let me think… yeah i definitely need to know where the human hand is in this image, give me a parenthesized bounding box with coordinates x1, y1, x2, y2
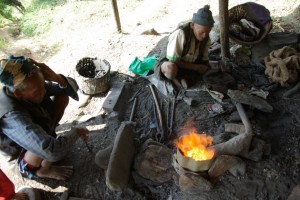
(208, 60, 229, 73)
(195, 64, 208, 74)
(29, 58, 60, 82)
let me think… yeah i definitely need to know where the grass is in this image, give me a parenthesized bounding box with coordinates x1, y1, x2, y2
(20, 9, 53, 36)
(2, 0, 299, 60)
(19, 0, 65, 37)
(19, 0, 115, 37)
(0, 36, 7, 50)
(271, 2, 300, 33)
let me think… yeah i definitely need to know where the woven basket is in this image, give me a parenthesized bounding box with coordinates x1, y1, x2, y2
(228, 2, 273, 45)
(74, 57, 111, 95)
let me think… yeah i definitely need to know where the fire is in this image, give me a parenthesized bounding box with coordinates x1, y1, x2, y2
(174, 130, 215, 161)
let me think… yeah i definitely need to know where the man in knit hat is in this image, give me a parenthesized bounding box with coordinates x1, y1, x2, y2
(0, 55, 88, 181)
(156, 5, 215, 89)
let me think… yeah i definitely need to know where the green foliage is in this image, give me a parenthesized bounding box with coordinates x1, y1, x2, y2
(21, 11, 52, 36)
(0, 2, 18, 22)
(0, 36, 7, 50)
(26, 0, 67, 11)
(7, 26, 21, 37)
(18, 0, 68, 36)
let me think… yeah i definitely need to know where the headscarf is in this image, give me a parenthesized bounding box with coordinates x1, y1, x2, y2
(0, 55, 33, 88)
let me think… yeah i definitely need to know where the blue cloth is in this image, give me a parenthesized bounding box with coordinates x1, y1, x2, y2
(0, 56, 33, 88)
(18, 155, 38, 179)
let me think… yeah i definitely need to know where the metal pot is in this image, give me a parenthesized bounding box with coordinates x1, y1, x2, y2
(176, 148, 215, 172)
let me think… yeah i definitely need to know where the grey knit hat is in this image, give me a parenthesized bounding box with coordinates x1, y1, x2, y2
(192, 5, 214, 27)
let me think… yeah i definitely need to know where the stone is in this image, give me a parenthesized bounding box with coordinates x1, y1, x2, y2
(179, 174, 213, 194)
(106, 122, 136, 191)
(228, 157, 246, 176)
(224, 123, 245, 134)
(287, 185, 300, 200)
(209, 132, 253, 156)
(208, 155, 240, 178)
(227, 89, 273, 113)
(102, 81, 125, 113)
(134, 142, 174, 183)
(95, 145, 113, 170)
(239, 137, 267, 161)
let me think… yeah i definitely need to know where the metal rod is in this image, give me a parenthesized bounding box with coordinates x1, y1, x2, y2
(129, 97, 137, 122)
(149, 84, 163, 131)
(235, 102, 252, 135)
(84, 141, 92, 153)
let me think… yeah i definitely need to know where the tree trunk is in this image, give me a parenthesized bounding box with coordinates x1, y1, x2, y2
(111, 0, 121, 33)
(219, 0, 230, 60)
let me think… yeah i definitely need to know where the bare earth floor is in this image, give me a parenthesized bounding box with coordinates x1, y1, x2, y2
(0, 0, 300, 199)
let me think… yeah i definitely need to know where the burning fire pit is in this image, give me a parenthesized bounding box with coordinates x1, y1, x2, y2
(174, 132, 215, 172)
(176, 149, 214, 172)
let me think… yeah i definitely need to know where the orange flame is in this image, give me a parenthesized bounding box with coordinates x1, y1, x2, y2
(174, 129, 215, 161)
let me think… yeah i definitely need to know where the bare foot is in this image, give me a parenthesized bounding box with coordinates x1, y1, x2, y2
(180, 78, 188, 90)
(208, 60, 229, 73)
(172, 78, 183, 91)
(35, 165, 73, 180)
(11, 192, 29, 200)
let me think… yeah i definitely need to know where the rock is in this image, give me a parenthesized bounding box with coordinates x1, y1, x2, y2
(228, 109, 254, 122)
(134, 142, 174, 183)
(179, 174, 213, 194)
(209, 132, 253, 156)
(228, 157, 246, 176)
(224, 123, 245, 134)
(95, 145, 113, 170)
(102, 81, 125, 113)
(227, 89, 273, 113)
(106, 122, 136, 191)
(208, 155, 240, 177)
(239, 137, 267, 161)
(287, 185, 300, 200)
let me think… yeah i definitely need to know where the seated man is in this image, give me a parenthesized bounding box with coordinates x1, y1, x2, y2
(155, 5, 218, 89)
(0, 55, 88, 180)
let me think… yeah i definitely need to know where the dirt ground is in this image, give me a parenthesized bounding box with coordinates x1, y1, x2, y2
(1, 0, 300, 200)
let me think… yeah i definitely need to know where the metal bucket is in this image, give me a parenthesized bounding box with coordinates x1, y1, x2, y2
(75, 57, 111, 95)
(176, 148, 215, 172)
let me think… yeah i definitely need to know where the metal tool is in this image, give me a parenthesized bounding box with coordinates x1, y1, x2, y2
(153, 102, 162, 142)
(129, 97, 137, 121)
(84, 141, 92, 153)
(166, 97, 176, 139)
(129, 88, 143, 102)
(149, 84, 164, 142)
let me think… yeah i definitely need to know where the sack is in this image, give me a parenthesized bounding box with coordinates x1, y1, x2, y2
(129, 55, 159, 76)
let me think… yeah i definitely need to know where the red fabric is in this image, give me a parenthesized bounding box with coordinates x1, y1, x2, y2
(22, 156, 36, 170)
(0, 169, 15, 200)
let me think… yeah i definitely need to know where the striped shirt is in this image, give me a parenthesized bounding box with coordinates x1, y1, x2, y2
(0, 80, 79, 162)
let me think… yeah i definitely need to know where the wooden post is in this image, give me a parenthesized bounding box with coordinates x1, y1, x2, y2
(219, 0, 230, 60)
(111, 0, 121, 33)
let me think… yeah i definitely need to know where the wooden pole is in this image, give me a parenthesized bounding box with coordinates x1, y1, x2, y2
(219, 0, 230, 60)
(111, 0, 121, 33)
